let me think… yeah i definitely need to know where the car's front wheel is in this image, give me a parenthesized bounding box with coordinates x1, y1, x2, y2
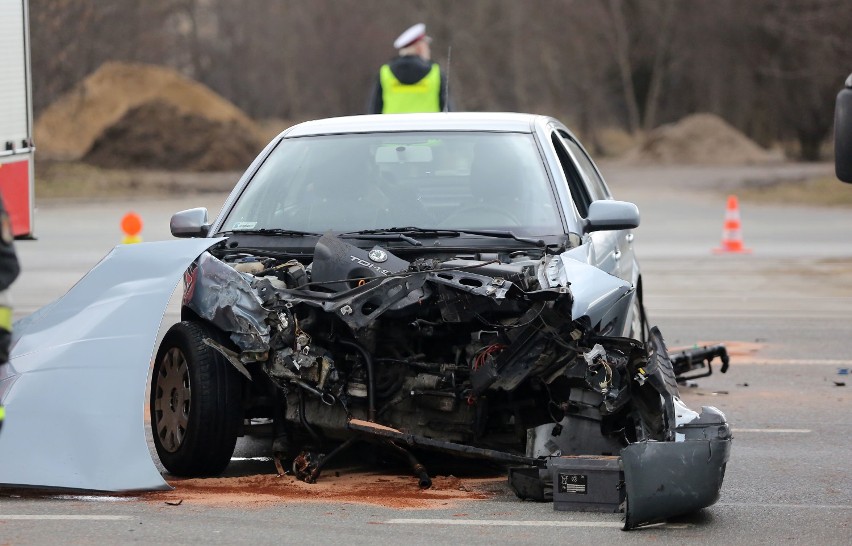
(150, 321, 243, 476)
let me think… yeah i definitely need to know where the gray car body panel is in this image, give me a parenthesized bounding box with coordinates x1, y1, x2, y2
(0, 238, 223, 492)
(622, 437, 732, 529)
(541, 248, 634, 334)
(186, 251, 271, 352)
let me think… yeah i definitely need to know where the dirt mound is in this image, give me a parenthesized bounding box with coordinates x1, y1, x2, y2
(621, 113, 781, 165)
(35, 61, 263, 165)
(84, 100, 261, 171)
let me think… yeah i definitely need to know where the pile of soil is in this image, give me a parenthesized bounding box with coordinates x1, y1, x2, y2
(621, 113, 781, 165)
(84, 100, 261, 171)
(34, 61, 264, 170)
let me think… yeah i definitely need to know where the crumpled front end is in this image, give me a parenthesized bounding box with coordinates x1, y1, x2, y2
(177, 234, 646, 453)
(174, 233, 730, 515)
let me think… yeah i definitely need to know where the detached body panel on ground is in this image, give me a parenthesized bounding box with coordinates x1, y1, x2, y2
(0, 239, 222, 491)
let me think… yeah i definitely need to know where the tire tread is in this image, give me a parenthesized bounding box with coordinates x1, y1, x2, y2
(151, 321, 243, 477)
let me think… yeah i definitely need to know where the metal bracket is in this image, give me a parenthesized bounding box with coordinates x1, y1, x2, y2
(202, 337, 253, 380)
(670, 344, 730, 382)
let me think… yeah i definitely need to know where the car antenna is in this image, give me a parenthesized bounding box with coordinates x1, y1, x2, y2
(444, 45, 451, 113)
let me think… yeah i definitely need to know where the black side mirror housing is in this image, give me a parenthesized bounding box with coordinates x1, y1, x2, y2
(170, 208, 210, 238)
(584, 200, 640, 233)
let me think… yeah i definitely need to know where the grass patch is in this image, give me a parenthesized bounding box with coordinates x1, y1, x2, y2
(34, 160, 239, 199)
(737, 175, 852, 207)
(35, 161, 143, 199)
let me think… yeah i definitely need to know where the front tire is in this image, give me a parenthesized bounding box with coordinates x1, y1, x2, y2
(150, 321, 243, 476)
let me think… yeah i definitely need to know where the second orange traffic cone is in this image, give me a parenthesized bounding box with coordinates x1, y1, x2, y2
(713, 195, 751, 254)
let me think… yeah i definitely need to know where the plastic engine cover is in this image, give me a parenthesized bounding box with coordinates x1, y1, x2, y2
(310, 234, 409, 292)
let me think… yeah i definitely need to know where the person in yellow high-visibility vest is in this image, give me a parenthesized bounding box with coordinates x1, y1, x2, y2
(369, 23, 450, 114)
(0, 192, 20, 434)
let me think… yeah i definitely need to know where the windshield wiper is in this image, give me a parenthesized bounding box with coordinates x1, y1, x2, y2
(339, 228, 426, 246)
(443, 229, 545, 247)
(340, 227, 546, 248)
(217, 228, 322, 237)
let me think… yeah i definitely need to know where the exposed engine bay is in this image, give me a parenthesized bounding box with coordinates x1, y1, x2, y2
(168, 233, 728, 510)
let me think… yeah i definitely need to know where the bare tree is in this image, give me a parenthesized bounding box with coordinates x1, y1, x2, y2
(28, 0, 852, 159)
(603, 0, 641, 134)
(748, 0, 852, 159)
(640, 0, 677, 132)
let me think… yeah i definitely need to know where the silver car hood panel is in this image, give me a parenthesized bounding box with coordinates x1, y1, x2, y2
(0, 238, 223, 492)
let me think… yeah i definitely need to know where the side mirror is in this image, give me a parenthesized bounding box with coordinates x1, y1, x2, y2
(836, 73, 852, 183)
(170, 208, 210, 238)
(584, 200, 640, 233)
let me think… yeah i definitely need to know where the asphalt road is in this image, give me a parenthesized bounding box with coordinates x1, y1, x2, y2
(2, 163, 851, 544)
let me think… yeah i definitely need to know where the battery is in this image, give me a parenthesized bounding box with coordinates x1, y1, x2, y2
(550, 455, 624, 513)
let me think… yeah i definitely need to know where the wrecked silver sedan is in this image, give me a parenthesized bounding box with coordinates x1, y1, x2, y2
(154, 113, 730, 528)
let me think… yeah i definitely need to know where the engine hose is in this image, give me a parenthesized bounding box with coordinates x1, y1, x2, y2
(308, 436, 359, 483)
(339, 339, 376, 421)
(374, 367, 406, 399)
(385, 440, 431, 489)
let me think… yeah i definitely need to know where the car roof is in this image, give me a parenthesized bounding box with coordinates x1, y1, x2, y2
(282, 113, 549, 137)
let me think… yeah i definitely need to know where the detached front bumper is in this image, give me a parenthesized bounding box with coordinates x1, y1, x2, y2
(623, 440, 730, 528)
(510, 406, 732, 530)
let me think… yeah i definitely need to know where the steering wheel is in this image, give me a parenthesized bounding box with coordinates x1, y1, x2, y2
(439, 204, 522, 228)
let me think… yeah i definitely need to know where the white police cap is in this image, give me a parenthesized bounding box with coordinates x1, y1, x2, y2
(394, 23, 431, 50)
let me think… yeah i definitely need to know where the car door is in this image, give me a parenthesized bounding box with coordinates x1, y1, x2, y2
(558, 133, 636, 284)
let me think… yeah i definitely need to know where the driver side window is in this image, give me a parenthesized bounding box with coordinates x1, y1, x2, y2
(551, 133, 592, 218)
(559, 131, 612, 202)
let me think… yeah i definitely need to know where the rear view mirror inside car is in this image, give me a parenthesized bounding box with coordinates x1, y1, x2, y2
(375, 144, 433, 163)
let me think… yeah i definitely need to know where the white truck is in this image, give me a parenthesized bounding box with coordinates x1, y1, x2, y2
(0, 0, 35, 238)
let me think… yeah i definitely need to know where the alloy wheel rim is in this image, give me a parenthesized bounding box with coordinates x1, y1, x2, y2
(153, 348, 191, 453)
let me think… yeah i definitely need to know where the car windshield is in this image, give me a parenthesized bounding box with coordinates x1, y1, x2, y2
(222, 131, 563, 236)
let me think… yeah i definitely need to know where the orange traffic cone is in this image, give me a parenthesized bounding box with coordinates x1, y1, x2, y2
(121, 212, 143, 244)
(713, 195, 751, 254)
